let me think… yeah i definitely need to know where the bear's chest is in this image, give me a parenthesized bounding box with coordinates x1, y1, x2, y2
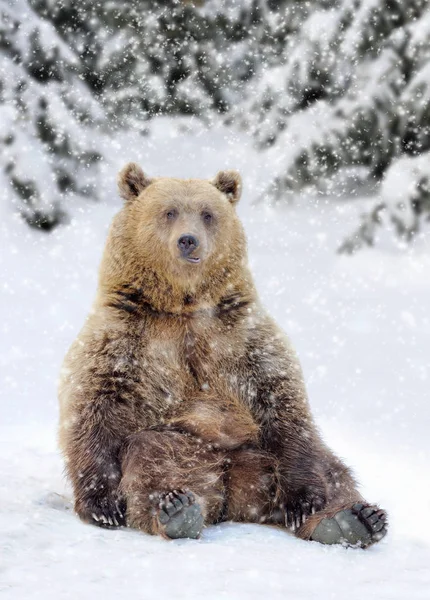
(144, 309, 247, 389)
(154, 314, 257, 448)
(141, 310, 257, 446)
(147, 314, 225, 365)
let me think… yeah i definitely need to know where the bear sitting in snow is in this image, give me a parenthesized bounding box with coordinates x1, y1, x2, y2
(58, 164, 387, 546)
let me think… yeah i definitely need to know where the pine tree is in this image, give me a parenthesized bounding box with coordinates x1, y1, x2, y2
(3, 0, 284, 230)
(0, 0, 101, 230)
(241, 0, 430, 249)
(31, 0, 298, 124)
(30, 0, 264, 123)
(339, 2, 430, 252)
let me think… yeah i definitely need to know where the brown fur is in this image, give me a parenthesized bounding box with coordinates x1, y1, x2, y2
(58, 164, 381, 542)
(168, 385, 259, 450)
(120, 430, 225, 535)
(223, 447, 283, 524)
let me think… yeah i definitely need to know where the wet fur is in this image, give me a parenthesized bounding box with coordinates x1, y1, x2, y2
(59, 167, 380, 541)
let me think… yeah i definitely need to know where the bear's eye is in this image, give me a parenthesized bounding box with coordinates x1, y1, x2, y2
(166, 209, 178, 220)
(202, 211, 213, 224)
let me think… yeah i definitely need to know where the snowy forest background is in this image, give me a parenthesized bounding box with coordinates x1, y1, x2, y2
(2, 0, 430, 250)
(1, 2, 430, 599)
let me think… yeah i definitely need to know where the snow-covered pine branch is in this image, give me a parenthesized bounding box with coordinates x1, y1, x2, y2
(245, 0, 430, 249)
(0, 0, 102, 229)
(339, 152, 430, 253)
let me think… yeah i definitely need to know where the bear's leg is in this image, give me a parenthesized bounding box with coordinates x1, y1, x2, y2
(223, 448, 284, 525)
(120, 429, 225, 539)
(294, 460, 388, 548)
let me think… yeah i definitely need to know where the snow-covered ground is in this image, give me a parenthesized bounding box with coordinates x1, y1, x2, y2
(1, 121, 429, 599)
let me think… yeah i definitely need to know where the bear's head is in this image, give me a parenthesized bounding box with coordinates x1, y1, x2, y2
(99, 163, 251, 314)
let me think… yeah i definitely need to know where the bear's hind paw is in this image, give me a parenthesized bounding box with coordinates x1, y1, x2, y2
(157, 490, 204, 540)
(351, 503, 388, 544)
(311, 503, 388, 548)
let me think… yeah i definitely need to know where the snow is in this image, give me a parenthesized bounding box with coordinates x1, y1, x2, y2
(1, 120, 430, 599)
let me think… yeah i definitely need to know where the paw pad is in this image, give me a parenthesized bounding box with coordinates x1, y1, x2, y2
(311, 503, 388, 548)
(158, 490, 204, 539)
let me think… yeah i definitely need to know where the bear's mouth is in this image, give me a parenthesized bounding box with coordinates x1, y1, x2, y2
(185, 256, 201, 264)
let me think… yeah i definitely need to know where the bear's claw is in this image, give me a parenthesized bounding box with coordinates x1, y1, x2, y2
(285, 491, 327, 531)
(157, 490, 204, 539)
(78, 495, 126, 529)
(310, 503, 388, 547)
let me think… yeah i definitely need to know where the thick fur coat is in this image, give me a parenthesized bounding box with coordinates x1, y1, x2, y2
(58, 164, 379, 540)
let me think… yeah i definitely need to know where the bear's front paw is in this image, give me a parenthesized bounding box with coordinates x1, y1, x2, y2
(76, 492, 127, 529)
(284, 486, 327, 531)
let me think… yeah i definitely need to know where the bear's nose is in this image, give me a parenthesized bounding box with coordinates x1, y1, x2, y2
(178, 234, 199, 256)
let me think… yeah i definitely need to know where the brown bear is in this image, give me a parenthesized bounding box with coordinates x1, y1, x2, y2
(58, 163, 388, 546)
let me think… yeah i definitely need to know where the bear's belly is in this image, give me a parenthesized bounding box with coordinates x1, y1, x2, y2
(165, 384, 259, 450)
(138, 319, 257, 449)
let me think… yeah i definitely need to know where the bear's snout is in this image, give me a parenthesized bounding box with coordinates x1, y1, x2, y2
(178, 234, 199, 258)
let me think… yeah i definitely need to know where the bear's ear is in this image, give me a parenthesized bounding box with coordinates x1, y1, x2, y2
(212, 170, 242, 204)
(118, 163, 152, 202)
